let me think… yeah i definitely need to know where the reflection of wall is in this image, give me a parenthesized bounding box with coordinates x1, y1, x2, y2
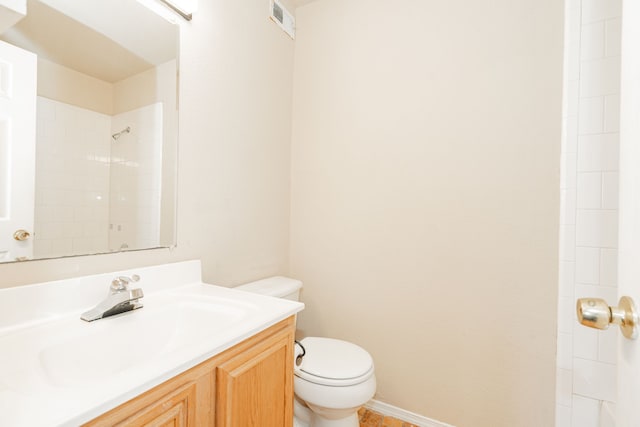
(109, 103, 163, 251)
(37, 58, 112, 115)
(33, 57, 177, 255)
(33, 97, 110, 258)
(34, 98, 164, 258)
(113, 60, 177, 247)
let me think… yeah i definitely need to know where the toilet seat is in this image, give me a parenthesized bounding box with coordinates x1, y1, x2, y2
(295, 337, 375, 387)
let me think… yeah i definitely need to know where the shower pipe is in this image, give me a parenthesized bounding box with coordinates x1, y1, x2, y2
(112, 126, 131, 140)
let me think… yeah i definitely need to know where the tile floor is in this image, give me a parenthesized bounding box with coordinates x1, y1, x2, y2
(358, 408, 420, 427)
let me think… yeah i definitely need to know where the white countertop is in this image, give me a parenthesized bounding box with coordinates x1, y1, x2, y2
(0, 260, 304, 426)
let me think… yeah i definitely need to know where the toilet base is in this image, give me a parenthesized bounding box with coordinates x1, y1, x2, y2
(306, 402, 361, 427)
(294, 415, 310, 427)
(293, 413, 359, 427)
(309, 412, 358, 427)
(294, 396, 360, 427)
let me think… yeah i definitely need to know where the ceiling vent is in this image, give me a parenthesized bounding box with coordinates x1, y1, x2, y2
(270, 0, 294, 39)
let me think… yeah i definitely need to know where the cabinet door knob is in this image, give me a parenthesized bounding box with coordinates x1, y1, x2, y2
(577, 296, 639, 340)
(13, 229, 31, 241)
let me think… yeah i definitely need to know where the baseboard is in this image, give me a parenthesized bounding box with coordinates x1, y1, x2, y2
(365, 399, 455, 427)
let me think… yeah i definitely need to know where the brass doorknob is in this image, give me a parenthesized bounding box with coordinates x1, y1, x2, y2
(577, 296, 639, 340)
(13, 229, 31, 241)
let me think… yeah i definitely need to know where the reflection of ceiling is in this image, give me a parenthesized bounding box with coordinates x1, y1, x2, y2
(40, 0, 177, 66)
(294, 0, 320, 6)
(0, 0, 177, 83)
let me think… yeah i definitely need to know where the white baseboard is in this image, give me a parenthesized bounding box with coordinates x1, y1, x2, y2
(365, 399, 455, 427)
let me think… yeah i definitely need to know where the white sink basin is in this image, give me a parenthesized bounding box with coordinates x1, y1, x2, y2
(38, 294, 249, 387)
(0, 261, 304, 427)
(0, 290, 256, 394)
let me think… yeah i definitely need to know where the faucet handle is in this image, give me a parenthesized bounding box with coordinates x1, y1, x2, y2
(110, 274, 140, 292)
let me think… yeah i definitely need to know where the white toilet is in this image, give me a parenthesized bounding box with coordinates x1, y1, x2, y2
(235, 277, 376, 427)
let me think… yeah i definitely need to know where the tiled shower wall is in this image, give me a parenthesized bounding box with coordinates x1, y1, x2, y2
(34, 97, 111, 258)
(34, 99, 163, 258)
(109, 103, 163, 251)
(557, 0, 621, 426)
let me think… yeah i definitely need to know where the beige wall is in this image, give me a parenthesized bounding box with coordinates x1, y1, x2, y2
(3, 0, 564, 424)
(37, 57, 113, 114)
(113, 59, 179, 247)
(0, 0, 294, 287)
(290, 1, 562, 426)
(113, 63, 160, 115)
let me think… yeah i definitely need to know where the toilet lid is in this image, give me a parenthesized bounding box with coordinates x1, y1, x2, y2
(297, 337, 374, 383)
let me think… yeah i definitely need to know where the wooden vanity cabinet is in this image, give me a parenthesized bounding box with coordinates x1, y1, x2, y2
(84, 316, 295, 427)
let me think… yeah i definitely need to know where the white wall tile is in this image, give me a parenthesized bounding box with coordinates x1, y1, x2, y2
(575, 283, 618, 304)
(581, 0, 622, 24)
(604, 95, 620, 132)
(53, 206, 74, 222)
(565, 114, 579, 153)
(575, 210, 618, 248)
(562, 151, 578, 189)
(599, 248, 618, 286)
(600, 401, 616, 427)
(576, 173, 602, 209)
(560, 0, 621, 423)
(575, 246, 600, 284)
(578, 97, 604, 134)
(601, 172, 618, 210)
(580, 57, 621, 97)
(559, 261, 576, 297)
(62, 221, 83, 239)
(557, 368, 573, 406)
(38, 222, 64, 240)
(598, 328, 617, 364)
(556, 404, 572, 427)
(573, 322, 598, 360)
(109, 103, 163, 251)
(34, 98, 111, 259)
(567, 0, 582, 40)
(571, 395, 600, 427)
(580, 22, 605, 60)
(559, 296, 577, 334)
(558, 332, 574, 370)
(561, 188, 577, 225)
(560, 225, 576, 262)
(33, 239, 52, 258)
(577, 133, 619, 172)
(573, 358, 617, 402)
(605, 17, 622, 57)
(51, 238, 72, 255)
(567, 77, 581, 115)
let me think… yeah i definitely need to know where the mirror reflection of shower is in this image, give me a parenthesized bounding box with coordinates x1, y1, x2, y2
(112, 126, 131, 140)
(32, 98, 164, 259)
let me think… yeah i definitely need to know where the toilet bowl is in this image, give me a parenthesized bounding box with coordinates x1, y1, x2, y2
(235, 277, 376, 427)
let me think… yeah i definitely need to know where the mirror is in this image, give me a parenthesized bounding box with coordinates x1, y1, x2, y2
(0, 0, 179, 263)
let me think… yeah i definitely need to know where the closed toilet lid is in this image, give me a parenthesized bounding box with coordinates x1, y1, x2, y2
(297, 337, 374, 385)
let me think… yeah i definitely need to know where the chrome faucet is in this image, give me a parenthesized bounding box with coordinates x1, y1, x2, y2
(80, 274, 144, 322)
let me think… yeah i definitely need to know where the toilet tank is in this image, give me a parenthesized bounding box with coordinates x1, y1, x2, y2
(235, 276, 302, 301)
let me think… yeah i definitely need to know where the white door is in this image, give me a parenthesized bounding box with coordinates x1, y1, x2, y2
(617, 1, 640, 425)
(0, 40, 36, 262)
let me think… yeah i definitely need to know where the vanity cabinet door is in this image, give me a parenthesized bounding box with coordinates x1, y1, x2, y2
(84, 366, 214, 427)
(84, 317, 295, 427)
(215, 327, 295, 427)
(112, 381, 197, 427)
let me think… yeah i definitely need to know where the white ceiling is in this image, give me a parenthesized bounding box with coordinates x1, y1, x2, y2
(0, 0, 178, 83)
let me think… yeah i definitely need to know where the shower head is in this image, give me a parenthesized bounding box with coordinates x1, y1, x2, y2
(112, 126, 131, 140)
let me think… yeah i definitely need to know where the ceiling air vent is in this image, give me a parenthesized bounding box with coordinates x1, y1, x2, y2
(270, 0, 295, 39)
